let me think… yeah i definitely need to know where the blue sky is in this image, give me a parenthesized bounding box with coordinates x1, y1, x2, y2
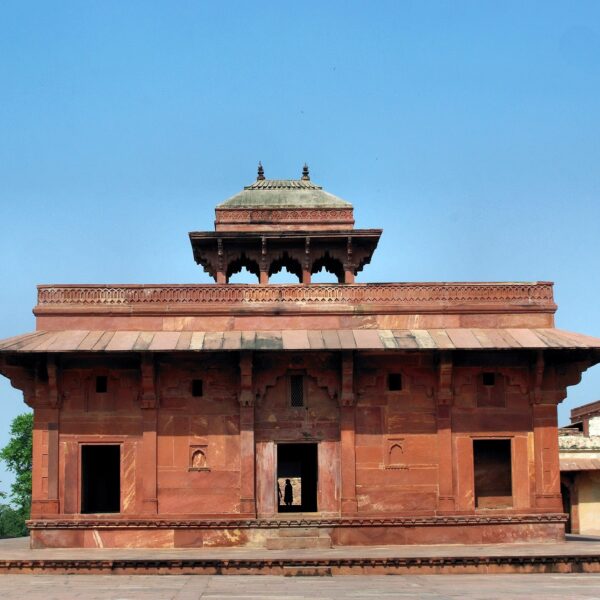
(1, 1, 600, 495)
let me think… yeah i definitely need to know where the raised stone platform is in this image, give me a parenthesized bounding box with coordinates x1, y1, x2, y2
(2, 535, 600, 575)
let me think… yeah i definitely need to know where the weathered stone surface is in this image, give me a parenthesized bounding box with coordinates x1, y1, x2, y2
(2, 170, 600, 549)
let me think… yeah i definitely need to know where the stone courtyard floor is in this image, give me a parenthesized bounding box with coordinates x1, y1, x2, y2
(3, 572, 600, 599)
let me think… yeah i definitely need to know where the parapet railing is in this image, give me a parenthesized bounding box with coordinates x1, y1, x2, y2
(36, 282, 555, 308)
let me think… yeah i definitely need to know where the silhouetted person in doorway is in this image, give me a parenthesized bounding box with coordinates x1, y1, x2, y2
(284, 479, 293, 506)
(277, 481, 282, 505)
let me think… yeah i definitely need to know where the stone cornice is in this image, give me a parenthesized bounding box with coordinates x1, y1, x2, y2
(35, 282, 556, 316)
(27, 513, 567, 529)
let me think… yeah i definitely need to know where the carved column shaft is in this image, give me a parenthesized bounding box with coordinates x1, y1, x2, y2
(343, 237, 355, 284)
(31, 406, 60, 517)
(437, 352, 455, 511)
(302, 237, 311, 284)
(532, 402, 561, 510)
(340, 351, 357, 514)
(9, 357, 62, 518)
(140, 354, 158, 514)
(216, 238, 226, 283)
(530, 354, 572, 512)
(239, 352, 256, 515)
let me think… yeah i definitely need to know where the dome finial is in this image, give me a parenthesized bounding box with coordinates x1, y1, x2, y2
(301, 163, 310, 181)
(257, 161, 265, 181)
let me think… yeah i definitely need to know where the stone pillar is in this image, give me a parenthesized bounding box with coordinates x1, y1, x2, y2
(344, 237, 355, 284)
(8, 357, 62, 518)
(259, 236, 269, 286)
(530, 353, 568, 512)
(302, 236, 312, 284)
(216, 238, 226, 284)
(140, 354, 158, 514)
(437, 353, 455, 511)
(239, 352, 256, 515)
(532, 403, 562, 510)
(31, 408, 60, 517)
(340, 352, 357, 514)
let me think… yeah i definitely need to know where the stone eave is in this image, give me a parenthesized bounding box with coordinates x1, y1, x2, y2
(2, 328, 600, 354)
(189, 229, 382, 240)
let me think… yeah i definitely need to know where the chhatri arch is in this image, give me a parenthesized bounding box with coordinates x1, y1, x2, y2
(190, 163, 381, 285)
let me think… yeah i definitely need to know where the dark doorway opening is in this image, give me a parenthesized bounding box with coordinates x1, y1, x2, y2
(473, 439, 512, 509)
(277, 443, 318, 513)
(81, 445, 121, 514)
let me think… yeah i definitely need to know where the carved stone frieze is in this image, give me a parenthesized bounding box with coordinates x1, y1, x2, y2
(215, 208, 355, 224)
(36, 282, 556, 309)
(26, 512, 567, 529)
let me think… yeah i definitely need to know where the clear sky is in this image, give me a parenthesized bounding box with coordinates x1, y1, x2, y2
(1, 1, 599, 495)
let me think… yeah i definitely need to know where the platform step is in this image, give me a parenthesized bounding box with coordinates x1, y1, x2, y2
(266, 536, 332, 550)
(278, 528, 329, 538)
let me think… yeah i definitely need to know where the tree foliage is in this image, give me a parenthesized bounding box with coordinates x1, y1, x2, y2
(0, 412, 33, 537)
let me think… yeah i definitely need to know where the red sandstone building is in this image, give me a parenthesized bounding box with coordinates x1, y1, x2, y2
(1, 165, 600, 549)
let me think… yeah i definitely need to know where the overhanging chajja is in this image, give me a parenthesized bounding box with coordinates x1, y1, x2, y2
(1, 328, 600, 353)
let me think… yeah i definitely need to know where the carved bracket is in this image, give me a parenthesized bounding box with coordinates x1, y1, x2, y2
(0, 358, 36, 407)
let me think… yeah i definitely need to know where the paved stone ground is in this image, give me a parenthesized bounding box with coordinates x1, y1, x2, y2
(4, 573, 600, 599)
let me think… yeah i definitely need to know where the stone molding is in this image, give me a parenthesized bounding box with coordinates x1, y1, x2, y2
(36, 282, 556, 313)
(215, 208, 355, 224)
(27, 513, 567, 529)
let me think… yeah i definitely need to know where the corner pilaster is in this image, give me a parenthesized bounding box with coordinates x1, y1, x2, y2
(437, 352, 455, 512)
(340, 351, 357, 515)
(239, 351, 256, 515)
(139, 353, 158, 514)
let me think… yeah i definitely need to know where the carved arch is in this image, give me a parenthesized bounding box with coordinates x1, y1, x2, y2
(192, 449, 206, 468)
(254, 359, 338, 403)
(226, 253, 260, 283)
(268, 252, 302, 283)
(389, 443, 403, 464)
(311, 252, 344, 283)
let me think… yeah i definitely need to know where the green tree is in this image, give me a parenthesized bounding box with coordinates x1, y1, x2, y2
(0, 412, 33, 537)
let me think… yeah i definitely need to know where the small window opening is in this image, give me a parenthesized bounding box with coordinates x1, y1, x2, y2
(192, 379, 203, 397)
(473, 439, 512, 509)
(81, 445, 120, 513)
(95, 375, 108, 394)
(290, 375, 304, 407)
(482, 372, 495, 386)
(388, 373, 403, 391)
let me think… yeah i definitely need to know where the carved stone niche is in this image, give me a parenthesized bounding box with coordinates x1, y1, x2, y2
(189, 445, 210, 472)
(385, 437, 408, 470)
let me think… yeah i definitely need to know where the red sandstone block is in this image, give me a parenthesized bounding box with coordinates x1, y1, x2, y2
(282, 329, 310, 350)
(322, 330, 341, 349)
(147, 332, 179, 350)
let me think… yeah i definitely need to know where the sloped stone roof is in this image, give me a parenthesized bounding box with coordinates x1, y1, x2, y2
(217, 178, 353, 209)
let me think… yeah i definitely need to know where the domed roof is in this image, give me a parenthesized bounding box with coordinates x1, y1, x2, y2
(217, 165, 352, 209)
